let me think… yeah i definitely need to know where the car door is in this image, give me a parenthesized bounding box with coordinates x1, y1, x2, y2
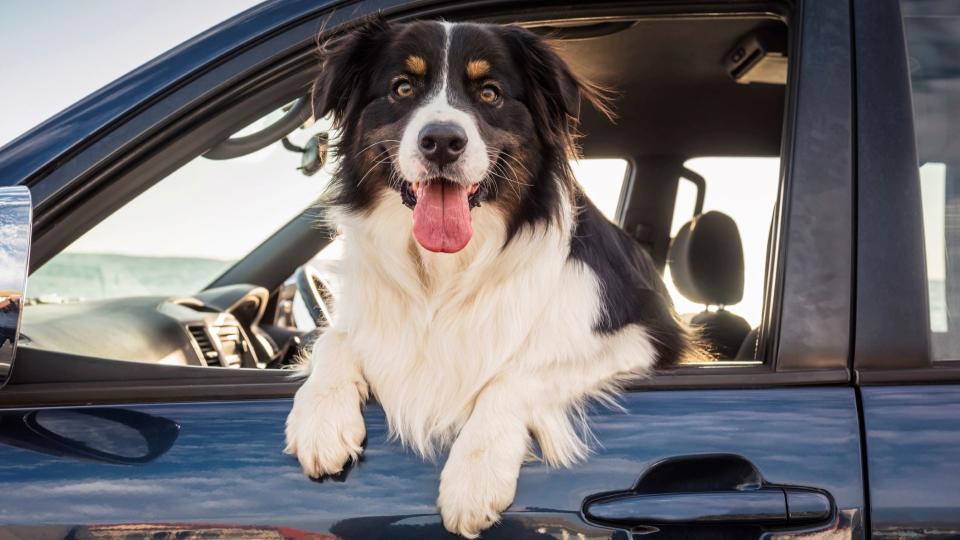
(0, 0, 866, 538)
(853, 0, 960, 536)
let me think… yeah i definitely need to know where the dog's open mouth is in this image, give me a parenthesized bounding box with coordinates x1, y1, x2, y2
(402, 178, 481, 254)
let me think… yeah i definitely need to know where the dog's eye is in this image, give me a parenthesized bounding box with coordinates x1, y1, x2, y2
(392, 78, 414, 98)
(479, 84, 501, 104)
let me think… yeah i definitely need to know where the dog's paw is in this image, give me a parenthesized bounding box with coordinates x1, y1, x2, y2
(285, 382, 365, 478)
(437, 449, 519, 538)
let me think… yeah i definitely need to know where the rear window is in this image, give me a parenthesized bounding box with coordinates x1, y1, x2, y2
(570, 159, 629, 220)
(902, 0, 960, 361)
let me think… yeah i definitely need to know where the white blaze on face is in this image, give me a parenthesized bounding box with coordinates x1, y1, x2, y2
(398, 22, 489, 186)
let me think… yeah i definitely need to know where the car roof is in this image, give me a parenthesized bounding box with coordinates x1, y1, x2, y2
(560, 16, 786, 159)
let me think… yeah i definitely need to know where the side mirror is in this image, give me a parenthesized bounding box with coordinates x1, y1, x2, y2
(0, 408, 180, 464)
(0, 186, 32, 389)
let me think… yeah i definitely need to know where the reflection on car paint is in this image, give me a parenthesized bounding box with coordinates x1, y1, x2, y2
(863, 386, 960, 538)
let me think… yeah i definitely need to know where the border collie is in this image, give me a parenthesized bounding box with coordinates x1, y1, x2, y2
(285, 17, 696, 537)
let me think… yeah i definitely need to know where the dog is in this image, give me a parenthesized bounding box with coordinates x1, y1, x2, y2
(284, 17, 697, 538)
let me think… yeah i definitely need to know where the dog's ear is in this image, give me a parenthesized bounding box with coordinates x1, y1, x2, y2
(500, 26, 614, 149)
(312, 15, 390, 126)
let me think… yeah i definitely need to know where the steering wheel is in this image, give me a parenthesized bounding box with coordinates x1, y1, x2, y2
(294, 265, 336, 328)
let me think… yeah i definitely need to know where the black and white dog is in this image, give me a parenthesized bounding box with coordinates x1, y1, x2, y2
(285, 18, 696, 537)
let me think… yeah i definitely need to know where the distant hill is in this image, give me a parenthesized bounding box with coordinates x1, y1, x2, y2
(28, 253, 234, 301)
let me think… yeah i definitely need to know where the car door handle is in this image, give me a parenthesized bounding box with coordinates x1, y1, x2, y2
(581, 454, 834, 529)
(583, 487, 831, 527)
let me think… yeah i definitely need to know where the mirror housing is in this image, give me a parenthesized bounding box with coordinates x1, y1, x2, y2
(0, 186, 31, 389)
(0, 408, 180, 464)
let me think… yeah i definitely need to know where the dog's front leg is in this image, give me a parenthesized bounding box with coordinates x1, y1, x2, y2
(285, 330, 368, 478)
(438, 378, 529, 538)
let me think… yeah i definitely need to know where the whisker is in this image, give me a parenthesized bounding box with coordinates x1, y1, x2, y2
(357, 152, 395, 187)
(487, 149, 533, 188)
(500, 150, 534, 179)
(355, 139, 402, 158)
(497, 158, 532, 188)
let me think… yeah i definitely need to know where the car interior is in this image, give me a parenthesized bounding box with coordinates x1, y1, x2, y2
(12, 9, 788, 389)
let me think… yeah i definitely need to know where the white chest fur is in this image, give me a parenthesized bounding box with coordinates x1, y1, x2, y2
(327, 192, 618, 456)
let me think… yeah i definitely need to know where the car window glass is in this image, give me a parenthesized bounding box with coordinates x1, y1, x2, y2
(570, 158, 629, 220)
(665, 157, 780, 329)
(670, 177, 699, 237)
(902, 0, 960, 361)
(27, 108, 334, 303)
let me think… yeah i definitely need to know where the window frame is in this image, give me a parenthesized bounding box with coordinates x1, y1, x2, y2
(627, 0, 855, 387)
(0, 0, 857, 408)
(853, 0, 960, 383)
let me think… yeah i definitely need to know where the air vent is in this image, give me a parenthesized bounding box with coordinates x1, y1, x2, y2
(188, 325, 220, 366)
(215, 324, 247, 367)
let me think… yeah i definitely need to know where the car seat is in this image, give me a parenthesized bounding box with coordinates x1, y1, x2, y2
(668, 211, 751, 359)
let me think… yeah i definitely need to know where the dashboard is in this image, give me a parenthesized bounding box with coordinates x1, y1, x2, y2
(19, 284, 289, 368)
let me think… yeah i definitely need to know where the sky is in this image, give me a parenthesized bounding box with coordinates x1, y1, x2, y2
(0, 1, 262, 148)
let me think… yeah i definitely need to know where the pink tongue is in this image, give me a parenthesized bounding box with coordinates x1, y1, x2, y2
(412, 182, 473, 253)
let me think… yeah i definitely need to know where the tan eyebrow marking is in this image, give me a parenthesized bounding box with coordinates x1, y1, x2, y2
(466, 59, 490, 79)
(406, 55, 427, 75)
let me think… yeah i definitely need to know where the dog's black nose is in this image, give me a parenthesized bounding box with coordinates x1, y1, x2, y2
(418, 123, 467, 167)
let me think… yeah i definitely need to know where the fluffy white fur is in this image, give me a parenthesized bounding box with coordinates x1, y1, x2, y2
(285, 180, 658, 537)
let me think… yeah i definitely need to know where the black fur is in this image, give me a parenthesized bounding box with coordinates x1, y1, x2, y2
(495, 26, 582, 241)
(311, 15, 398, 212)
(569, 190, 693, 366)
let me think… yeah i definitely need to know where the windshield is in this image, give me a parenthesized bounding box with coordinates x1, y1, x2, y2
(28, 109, 334, 303)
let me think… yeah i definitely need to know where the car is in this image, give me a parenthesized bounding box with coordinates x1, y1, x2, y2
(0, 0, 957, 538)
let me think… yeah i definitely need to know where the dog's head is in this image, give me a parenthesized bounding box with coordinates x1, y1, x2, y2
(315, 18, 610, 253)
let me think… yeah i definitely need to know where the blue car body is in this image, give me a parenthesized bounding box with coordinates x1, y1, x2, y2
(0, 390, 864, 538)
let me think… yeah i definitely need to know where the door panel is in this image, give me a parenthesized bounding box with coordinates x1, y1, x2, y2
(862, 386, 960, 538)
(0, 388, 863, 538)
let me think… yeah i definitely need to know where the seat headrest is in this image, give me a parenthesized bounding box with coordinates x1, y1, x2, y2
(668, 211, 744, 306)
